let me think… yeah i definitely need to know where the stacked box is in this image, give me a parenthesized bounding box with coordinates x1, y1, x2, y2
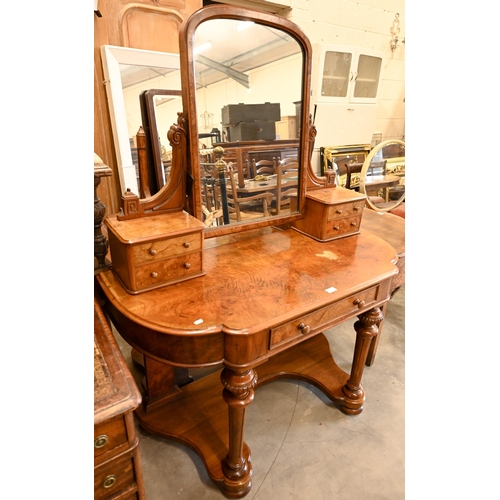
(222, 103, 281, 142)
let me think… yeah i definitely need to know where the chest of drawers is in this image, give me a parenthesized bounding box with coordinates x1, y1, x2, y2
(292, 187, 366, 241)
(105, 210, 206, 294)
(94, 298, 146, 499)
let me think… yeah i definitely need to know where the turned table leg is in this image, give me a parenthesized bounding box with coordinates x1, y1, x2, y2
(219, 367, 257, 498)
(365, 301, 387, 366)
(341, 307, 384, 415)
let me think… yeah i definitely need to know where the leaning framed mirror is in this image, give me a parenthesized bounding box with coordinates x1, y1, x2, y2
(179, 5, 313, 237)
(359, 139, 405, 212)
(100, 45, 181, 195)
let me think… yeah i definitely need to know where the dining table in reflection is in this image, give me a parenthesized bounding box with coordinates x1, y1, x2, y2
(364, 174, 402, 202)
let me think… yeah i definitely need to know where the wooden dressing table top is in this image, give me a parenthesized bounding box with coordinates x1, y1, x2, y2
(96, 224, 398, 498)
(97, 226, 397, 339)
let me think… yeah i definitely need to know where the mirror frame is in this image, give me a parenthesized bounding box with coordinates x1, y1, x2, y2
(140, 89, 183, 194)
(179, 5, 314, 237)
(359, 139, 405, 212)
(100, 45, 181, 195)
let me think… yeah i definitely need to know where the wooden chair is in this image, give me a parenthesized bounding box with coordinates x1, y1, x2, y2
(274, 160, 298, 215)
(250, 158, 277, 178)
(226, 164, 274, 222)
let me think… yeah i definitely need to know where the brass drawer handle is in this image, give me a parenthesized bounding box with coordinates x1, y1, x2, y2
(333, 225, 339, 231)
(353, 298, 365, 309)
(353, 206, 360, 211)
(103, 475, 116, 489)
(336, 209, 343, 214)
(298, 323, 311, 335)
(149, 248, 157, 256)
(94, 435, 108, 449)
(183, 242, 190, 248)
(350, 221, 357, 227)
(151, 271, 158, 278)
(183, 262, 191, 269)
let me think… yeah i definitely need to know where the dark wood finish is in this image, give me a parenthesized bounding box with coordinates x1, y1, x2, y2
(136, 127, 152, 199)
(140, 89, 183, 194)
(292, 187, 366, 242)
(94, 298, 146, 500)
(95, 154, 113, 273)
(96, 226, 398, 498)
(105, 210, 206, 294)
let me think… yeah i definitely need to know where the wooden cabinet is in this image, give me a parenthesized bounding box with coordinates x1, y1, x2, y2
(311, 44, 383, 150)
(94, 298, 146, 500)
(105, 211, 206, 294)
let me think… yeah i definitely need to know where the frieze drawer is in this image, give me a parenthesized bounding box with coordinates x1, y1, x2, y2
(270, 285, 379, 349)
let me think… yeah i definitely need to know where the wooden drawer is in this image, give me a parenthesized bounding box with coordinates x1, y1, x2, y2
(134, 251, 203, 289)
(270, 285, 379, 349)
(323, 215, 362, 239)
(94, 415, 128, 461)
(132, 232, 202, 265)
(94, 448, 137, 500)
(327, 201, 363, 221)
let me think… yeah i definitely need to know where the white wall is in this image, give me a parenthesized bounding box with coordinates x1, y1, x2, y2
(223, 0, 405, 143)
(284, 0, 405, 142)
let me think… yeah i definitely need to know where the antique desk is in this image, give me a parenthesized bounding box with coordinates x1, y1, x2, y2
(95, 225, 398, 498)
(94, 298, 146, 500)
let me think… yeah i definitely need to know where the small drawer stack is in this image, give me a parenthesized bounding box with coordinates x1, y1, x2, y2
(94, 298, 146, 499)
(105, 210, 206, 294)
(292, 187, 366, 241)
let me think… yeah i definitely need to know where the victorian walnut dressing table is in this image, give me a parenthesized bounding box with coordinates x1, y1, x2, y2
(96, 5, 400, 498)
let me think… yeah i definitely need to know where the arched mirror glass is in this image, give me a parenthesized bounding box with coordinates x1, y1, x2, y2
(180, 6, 312, 236)
(359, 139, 405, 211)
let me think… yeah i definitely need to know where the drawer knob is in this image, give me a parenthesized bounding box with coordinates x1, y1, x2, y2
(151, 271, 158, 278)
(94, 434, 108, 449)
(333, 225, 339, 231)
(298, 323, 311, 335)
(183, 262, 191, 269)
(103, 475, 117, 489)
(149, 248, 157, 256)
(336, 209, 343, 214)
(353, 206, 360, 211)
(350, 221, 357, 227)
(183, 242, 191, 248)
(353, 298, 365, 309)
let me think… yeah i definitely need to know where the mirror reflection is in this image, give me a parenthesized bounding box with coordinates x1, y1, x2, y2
(122, 67, 182, 196)
(191, 18, 304, 228)
(359, 139, 405, 211)
(139, 89, 182, 193)
(100, 45, 182, 196)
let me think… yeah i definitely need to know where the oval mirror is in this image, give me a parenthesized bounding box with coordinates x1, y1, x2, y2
(180, 5, 312, 237)
(359, 139, 405, 211)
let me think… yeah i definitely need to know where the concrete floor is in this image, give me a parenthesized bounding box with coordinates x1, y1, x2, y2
(114, 286, 405, 500)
